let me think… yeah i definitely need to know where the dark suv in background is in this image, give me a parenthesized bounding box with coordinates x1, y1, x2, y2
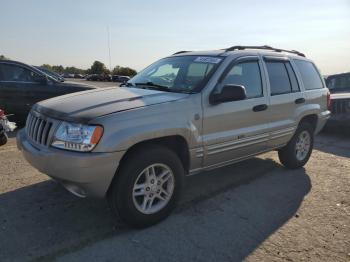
(0, 60, 95, 124)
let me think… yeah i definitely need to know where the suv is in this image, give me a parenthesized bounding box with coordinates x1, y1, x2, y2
(17, 45, 330, 228)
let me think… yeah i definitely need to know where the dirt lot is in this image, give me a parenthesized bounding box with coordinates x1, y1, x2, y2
(0, 131, 349, 262)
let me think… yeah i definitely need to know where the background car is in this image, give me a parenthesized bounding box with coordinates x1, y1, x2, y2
(112, 75, 130, 82)
(86, 74, 111, 81)
(63, 73, 75, 78)
(74, 74, 84, 79)
(0, 60, 96, 124)
(86, 74, 99, 81)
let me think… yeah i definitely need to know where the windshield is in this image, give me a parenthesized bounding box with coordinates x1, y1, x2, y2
(127, 56, 223, 93)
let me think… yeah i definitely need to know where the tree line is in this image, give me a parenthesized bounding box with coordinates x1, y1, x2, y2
(0, 55, 137, 76)
(41, 61, 137, 76)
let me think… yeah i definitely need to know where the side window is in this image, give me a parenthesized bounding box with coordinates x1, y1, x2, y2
(265, 61, 292, 95)
(222, 61, 262, 99)
(0, 65, 4, 81)
(336, 75, 350, 90)
(285, 62, 300, 92)
(326, 77, 336, 90)
(294, 60, 323, 90)
(0, 64, 38, 82)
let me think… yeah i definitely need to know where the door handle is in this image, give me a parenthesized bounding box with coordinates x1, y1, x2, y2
(252, 104, 268, 112)
(295, 98, 305, 104)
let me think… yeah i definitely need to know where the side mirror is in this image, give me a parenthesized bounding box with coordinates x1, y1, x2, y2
(209, 84, 247, 105)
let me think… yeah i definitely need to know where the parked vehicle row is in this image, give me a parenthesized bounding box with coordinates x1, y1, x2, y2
(86, 74, 130, 82)
(17, 45, 331, 228)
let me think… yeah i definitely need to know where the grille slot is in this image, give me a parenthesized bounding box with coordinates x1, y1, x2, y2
(26, 113, 54, 146)
(332, 99, 350, 115)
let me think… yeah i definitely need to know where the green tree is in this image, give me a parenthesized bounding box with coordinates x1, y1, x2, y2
(112, 66, 137, 76)
(41, 64, 53, 71)
(52, 65, 65, 74)
(89, 61, 108, 74)
(64, 66, 86, 74)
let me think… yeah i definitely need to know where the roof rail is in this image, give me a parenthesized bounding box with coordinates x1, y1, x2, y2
(172, 50, 191, 55)
(224, 45, 305, 57)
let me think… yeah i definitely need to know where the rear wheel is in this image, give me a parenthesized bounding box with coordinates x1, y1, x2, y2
(108, 145, 184, 228)
(278, 122, 314, 169)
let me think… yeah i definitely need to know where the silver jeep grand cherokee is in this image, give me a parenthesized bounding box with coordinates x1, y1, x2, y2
(17, 45, 331, 228)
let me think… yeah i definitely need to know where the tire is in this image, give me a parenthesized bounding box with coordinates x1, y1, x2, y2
(278, 122, 314, 169)
(0, 133, 7, 146)
(108, 145, 185, 228)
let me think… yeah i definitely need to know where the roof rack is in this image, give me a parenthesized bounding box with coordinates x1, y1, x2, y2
(172, 51, 191, 55)
(224, 45, 305, 57)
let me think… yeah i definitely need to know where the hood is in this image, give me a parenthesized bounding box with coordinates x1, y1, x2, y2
(33, 87, 189, 123)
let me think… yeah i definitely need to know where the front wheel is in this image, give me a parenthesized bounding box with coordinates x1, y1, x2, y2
(108, 145, 184, 228)
(0, 133, 8, 146)
(278, 122, 314, 169)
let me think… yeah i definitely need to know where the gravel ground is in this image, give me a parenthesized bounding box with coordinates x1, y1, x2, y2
(0, 132, 349, 262)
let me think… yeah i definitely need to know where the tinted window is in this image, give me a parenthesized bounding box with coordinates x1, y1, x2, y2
(0, 63, 39, 82)
(285, 62, 300, 92)
(294, 60, 323, 90)
(266, 62, 292, 95)
(222, 61, 262, 99)
(326, 74, 350, 90)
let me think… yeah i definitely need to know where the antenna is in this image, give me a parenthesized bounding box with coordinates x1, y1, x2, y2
(107, 26, 112, 71)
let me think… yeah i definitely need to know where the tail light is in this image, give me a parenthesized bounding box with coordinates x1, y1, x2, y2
(326, 91, 332, 111)
(0, 109, 5, 118)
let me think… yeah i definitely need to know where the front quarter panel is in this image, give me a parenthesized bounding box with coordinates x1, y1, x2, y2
(90, 95, 202, 154)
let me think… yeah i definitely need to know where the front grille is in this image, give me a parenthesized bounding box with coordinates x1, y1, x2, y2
(26, 113, 53, 146)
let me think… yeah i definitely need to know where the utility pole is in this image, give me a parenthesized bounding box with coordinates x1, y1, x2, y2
(107, 26, 112, 72)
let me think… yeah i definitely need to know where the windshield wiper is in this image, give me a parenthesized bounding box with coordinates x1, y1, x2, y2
(134, 82, 170, 91)
(129, 81, 195, 94)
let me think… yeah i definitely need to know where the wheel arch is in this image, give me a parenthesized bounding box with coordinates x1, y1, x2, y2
(106, 135, 190, 196)
(299, 114, 318, 132)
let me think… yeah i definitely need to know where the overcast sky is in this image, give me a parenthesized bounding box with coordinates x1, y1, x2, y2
(1, 0, 349, 75)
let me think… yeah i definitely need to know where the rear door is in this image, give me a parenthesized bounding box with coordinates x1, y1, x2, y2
(202, 56, 270, 167)
(262, 56, 305, 148)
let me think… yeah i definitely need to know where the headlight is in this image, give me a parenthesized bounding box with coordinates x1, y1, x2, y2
(52, 122, 103, 152)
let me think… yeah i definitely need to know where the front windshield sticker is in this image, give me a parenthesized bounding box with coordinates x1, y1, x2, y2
(194, 57, 222, 64)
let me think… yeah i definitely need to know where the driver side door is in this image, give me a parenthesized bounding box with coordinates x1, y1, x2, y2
(202, 56, 270, 167)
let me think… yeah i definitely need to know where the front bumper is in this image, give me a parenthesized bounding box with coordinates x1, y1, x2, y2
(16, 129, 125, 198)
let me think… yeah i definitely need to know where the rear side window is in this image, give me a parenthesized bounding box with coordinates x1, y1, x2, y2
(266, 62, 291, 95)
(294, 60, 323, 90)
(222, 61, 263, 99)
(326, 74, 350, 90)
(285, 63, 300, 92)
(0, 63, 38, 82)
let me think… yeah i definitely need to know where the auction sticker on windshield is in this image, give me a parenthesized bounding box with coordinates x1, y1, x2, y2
(194, 57, 222, 64)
